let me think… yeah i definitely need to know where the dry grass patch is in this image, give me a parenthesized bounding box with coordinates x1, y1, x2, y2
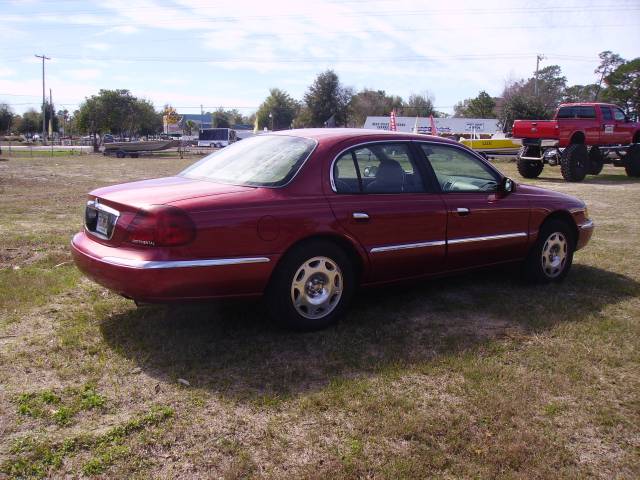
(0, 154, 639, 478)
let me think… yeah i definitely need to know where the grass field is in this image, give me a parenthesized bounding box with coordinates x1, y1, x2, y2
(0, 152, 639, 479)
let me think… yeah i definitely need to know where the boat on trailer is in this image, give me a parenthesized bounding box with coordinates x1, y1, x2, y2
(103, 140, 179, 158)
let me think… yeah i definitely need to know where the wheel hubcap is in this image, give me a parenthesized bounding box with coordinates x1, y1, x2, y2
(291, 256, 342, 319)
(541, 232, 568, 278)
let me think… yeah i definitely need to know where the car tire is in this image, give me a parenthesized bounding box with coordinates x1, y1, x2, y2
(266, 240, 355, 330)
(524, 219, 575, 284)
(517, 158, 544, 178)
(588, 146, 604, 175)
(560, 144, 588, 182)
(116, 150, 126, 158)
(624, 144, 640, 177)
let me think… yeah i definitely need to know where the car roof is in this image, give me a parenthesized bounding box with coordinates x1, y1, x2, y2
(269, 128, 461, 146)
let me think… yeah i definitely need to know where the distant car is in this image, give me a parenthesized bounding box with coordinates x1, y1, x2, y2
(71, 129, 594, 329)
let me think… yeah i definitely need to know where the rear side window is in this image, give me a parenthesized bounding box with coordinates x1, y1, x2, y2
(333, 143, 425, 194)
(601, 106, 613, 120)
(557, 106, 576, 118)
(577, 106, 596, 118)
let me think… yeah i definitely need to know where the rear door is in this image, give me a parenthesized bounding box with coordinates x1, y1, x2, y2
(417, 143, 530, 271)
(328, 141, 447, 282)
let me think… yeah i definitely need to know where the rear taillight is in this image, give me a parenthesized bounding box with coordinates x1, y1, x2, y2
(125, 206, 196, 247)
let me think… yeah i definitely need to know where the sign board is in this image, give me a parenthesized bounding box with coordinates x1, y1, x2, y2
(363, 116, 501, 135)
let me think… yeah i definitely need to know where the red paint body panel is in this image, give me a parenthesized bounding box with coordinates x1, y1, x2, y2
(512, 102, 640, 147)
(71, 129, 593, 302)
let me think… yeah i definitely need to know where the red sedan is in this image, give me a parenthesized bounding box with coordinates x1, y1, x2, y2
(71, 129, 594, 329)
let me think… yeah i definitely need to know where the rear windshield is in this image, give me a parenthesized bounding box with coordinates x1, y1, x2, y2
(180, 135, 317, 187)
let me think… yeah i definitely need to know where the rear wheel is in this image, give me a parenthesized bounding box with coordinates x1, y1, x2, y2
(588, 146, 604, 175)
(560, 144, 588, 182)
(116, 150, 126, 158)
(524, 219, 575, 283)
(266, 240, 355, 330)
(625, 144, 640, 177)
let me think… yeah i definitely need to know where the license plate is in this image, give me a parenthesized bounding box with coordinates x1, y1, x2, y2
(96, 211, 110, 236)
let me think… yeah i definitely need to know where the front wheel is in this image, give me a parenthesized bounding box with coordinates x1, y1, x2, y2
(524, 219, 575, 283)
(266, 240, 355, 330)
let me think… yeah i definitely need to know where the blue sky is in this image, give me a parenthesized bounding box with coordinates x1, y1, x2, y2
(1, 0, 639, 118)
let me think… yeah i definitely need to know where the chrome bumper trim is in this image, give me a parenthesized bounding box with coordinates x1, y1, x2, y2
(100, 256, 270, 269)
(370, 240, 446, 254)
(579, 220, 594, 230)
(448, 232, 527, 245)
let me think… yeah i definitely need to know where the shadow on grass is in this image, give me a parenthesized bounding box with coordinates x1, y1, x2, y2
(100, 264, 639, 400)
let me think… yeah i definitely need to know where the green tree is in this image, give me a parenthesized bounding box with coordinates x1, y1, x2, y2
(403, 93, 435, 118)
(594, 50, 625, 100)
(0, 103, 13, 134)
(454, 91, 496, 118)
(302, 70, 353, 127)
(76, 96, 104, 151)
(602, 58, 640, 116)
(499, 93, 548, 132)
(562, 84, 599, 103)
(349, 89, 403, 126)
(212, 107, 231, 128)
(256, 88, 299, 131)
(18, 109, 41, 135)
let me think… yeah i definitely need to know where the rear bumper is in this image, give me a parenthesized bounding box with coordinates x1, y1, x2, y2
(576, 220, 594, 251)
(71, 232, 277, 302)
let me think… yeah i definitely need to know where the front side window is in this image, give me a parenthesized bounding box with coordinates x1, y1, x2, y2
(601, 106, 613, 121)
(614, 108, 626, 121)
(333, 143, 425, 194)
(181, 135, 316, 187)
(421, 144, 499, 193)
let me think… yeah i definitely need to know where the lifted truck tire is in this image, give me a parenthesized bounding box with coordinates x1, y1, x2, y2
(560, 144, 588, 182)
(625, 144, 640, 177)
(588, 146, 604, 175)
(517, 158, 544, 178)
(516, 146, 544, 179)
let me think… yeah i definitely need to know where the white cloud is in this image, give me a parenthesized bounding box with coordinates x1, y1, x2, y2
(86, 42, 111, 52)
(0, 67, 16, 77)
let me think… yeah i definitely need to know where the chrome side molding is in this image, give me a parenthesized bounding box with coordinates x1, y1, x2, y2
(370, 240, 446, 253)
(448, 232, 527, 245)
(100, 256, 271, 269)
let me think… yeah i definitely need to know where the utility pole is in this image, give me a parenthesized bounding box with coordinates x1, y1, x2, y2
(49, 88, 53, 138)
(534, 53, 545, 96)
(35, 54, 50, 144)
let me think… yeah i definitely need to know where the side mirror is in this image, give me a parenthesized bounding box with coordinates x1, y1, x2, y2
(500, 177, 515, 195)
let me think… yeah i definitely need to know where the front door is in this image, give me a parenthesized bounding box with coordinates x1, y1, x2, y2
(328, 142, 447, 282)
(416, 142, 530, 271)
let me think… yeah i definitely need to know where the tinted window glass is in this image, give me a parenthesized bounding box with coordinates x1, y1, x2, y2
(601, 106, 613, 120)
(333, 143, 425, 194)
(577, 106, 596, 118)
(333, 152, 360, 193)
(181, 135, 316, 187)
(421, 144, 499, 192)
(557, 106, 576, 118)
(614, 108, 626, 121)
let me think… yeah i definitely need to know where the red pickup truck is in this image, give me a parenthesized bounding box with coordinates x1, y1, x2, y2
(512, 103, 640, 182)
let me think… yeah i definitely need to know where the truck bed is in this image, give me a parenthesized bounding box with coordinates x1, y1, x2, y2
(512, 120, 559, 140)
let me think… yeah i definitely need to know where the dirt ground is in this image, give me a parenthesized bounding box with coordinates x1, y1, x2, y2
(0, 152, 638, 478)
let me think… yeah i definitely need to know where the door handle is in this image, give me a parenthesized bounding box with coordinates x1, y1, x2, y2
(352, 212, 370, 220)
(456, 207, 470, 216)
